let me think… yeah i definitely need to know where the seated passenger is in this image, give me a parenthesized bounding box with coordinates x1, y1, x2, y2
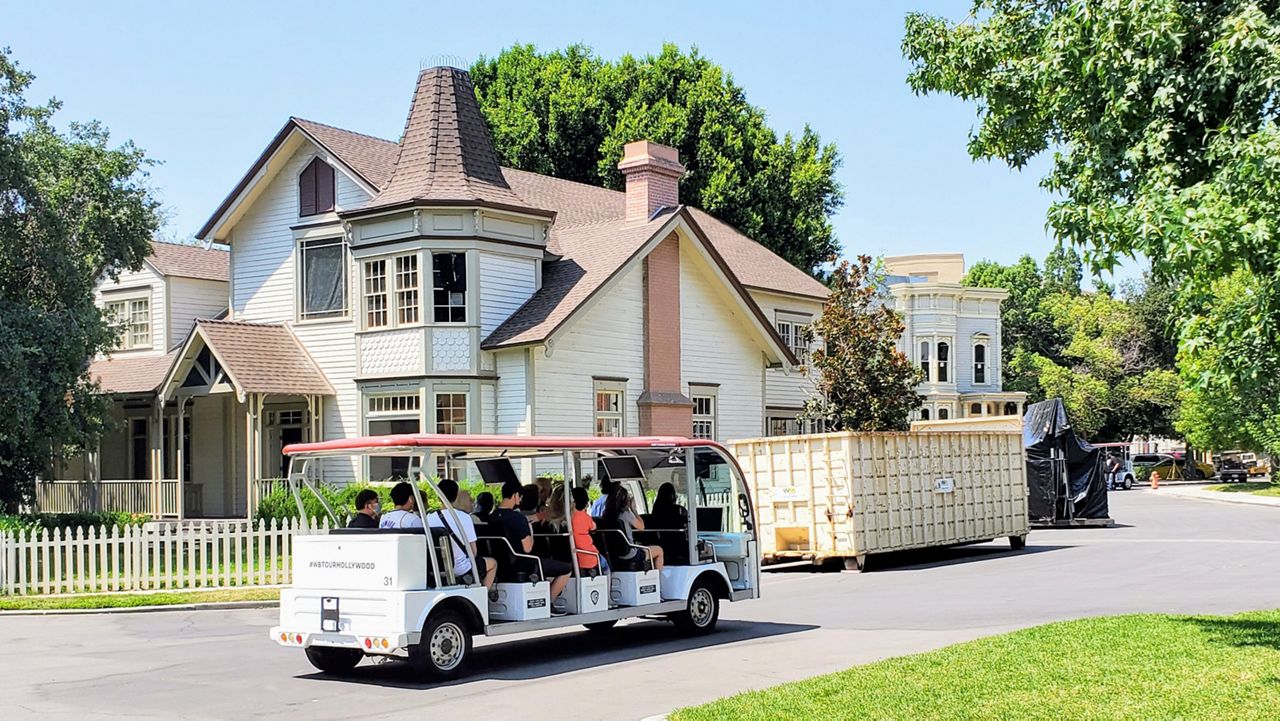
(601, 485, 664, 570)
(428, 479, 497, 589)
(589, 477, 615, 517)
(455, 488, 475, 514)
(492, 480, 571, 612)
(347, 489, 380, 528)
(650, 482, 688, 529)
(570, 486, 601, 573)
(520, 483, 544, 523)
(379, 481, 423, 529)
(473, 491, 495, 523)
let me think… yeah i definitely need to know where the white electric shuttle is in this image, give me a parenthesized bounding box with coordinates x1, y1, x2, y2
(270, 434, 761, 679)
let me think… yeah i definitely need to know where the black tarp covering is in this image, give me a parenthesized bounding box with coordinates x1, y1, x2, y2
(1023, 398, 1109, 523)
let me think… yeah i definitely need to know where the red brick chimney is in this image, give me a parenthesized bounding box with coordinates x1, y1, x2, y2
(617, 141, 685, 223)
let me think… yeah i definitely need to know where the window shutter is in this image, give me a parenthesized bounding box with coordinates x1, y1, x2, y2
(316, 161, 335, 212)
(299, 161, 317, 216)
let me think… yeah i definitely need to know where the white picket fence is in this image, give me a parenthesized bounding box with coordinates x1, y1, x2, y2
(0, 518, 328, 596)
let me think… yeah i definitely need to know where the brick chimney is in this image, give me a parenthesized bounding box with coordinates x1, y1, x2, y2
(617, 141, 685, 223)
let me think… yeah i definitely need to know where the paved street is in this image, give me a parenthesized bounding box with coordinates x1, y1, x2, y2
(6, 490, 1280, 721)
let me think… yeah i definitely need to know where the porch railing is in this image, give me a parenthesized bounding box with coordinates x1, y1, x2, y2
(34, 479, 180, 518)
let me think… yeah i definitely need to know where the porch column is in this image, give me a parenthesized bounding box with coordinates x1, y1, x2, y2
(244, 393, 264, 519)
(176, 396, 188, 520)
(152, 398, 165, 515)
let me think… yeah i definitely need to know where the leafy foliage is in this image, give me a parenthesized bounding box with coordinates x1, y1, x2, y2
(800, 256, 923, 431)
(254, 480, 499, 522)
(0, 49, 160, 512)
(904, 1, 1280, 444)
(0, 511, 149, 535)
(470, 44, 844, 275)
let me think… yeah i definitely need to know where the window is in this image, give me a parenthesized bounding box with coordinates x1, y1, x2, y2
(395, 255, 420, 325)
(768, 416, 801, 437)
(129, 418, 148, 480)
(937, 342, 950, 382)
(363, 259, 388, 328)
(432, 252, 467, 323)
(300, 238, 347, 320)
(691, 391, 716, 440)
(973, 336, 989, 385)
(298, 157, 335, 217)
(970, 402, 983, 416)
(105, 297, 151, 350)
(366, 393, 421, 479)
(939, 407, 950, 420)
(367, 394, 420, 416)
(1004, 401, 1019, 416)
(594, 382, 624, 437)
(920, 408, 930, 421)
(919, 341, 931, 381)
(775, 317, 810, 361)
(435, 392, 468, 434)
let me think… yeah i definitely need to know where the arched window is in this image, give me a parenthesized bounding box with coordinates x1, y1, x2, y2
(920, 407, 930, 421)
(1004, 401, 1019, 416)
(939, 407, 949, 420)
(970, 402, 982, 416)
(299, 157, 336, 216)
(937, 342, 950, 382)
(919, 341, 931, 381)
(973, 338, 988, 385)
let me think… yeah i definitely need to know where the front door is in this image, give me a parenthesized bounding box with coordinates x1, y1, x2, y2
(129, 418, 148, 479)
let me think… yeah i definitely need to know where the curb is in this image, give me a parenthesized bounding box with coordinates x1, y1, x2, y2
(0, 600, 278, 617)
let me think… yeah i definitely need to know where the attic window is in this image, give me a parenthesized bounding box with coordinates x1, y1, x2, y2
(299, 157, 336, 217)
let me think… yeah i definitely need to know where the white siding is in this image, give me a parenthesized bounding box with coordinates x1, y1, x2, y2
(495, 350, 531, 435)
(480, 383, 496, 434)
(680, 243, 766, 442)
(534, 268, 645, 437)
(478, 253, 538, 337)
(230, 145, 367, 323)
(953, 316, 1000, 393)
(293, 323, 360, 481)
(750, 290, 823, 412)
(168, 277, 229, 347)
(96, 264, 166, 356)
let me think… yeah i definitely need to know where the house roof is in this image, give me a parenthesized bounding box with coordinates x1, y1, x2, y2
(146, 241, 229, 282)
(89, 352, 177, 395)
(350, 67, 550, 218)
(177, 319, 335, 397)
(292, 117, 399, 189)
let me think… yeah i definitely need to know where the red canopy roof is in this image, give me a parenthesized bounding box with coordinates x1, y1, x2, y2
(283, 433, 725, 456)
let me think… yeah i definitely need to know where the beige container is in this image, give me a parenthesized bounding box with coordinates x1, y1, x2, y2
(729, 430, 1029, 568)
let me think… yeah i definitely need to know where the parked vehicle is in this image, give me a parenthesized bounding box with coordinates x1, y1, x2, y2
(1132, 453, 1215, 481)
(271, 434, 759, 680)
(1095, 443, 1136, 491)
(1240, 453, 1271, 477)
(1217, 458, 1249, 483)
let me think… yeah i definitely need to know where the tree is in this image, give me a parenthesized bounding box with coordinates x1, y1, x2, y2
(963, 254, 1059, 396)
(799, 256, 924, 431)
(0, 49, 159, 511)
(903, 2, 1280, 430)
(471, 44, 844, 275)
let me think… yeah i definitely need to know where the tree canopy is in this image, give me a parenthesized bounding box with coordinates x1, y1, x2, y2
(800, 256, 924, 431)
(470, 44, 844, 275)
(904, 1, 1280, 448)
(0, 49, 159, 511)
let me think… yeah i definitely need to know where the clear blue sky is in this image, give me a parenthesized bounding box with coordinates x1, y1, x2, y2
(2, 0, 1138, 282)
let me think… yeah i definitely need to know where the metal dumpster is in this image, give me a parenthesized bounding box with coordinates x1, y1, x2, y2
(729, 430, 1029, 570)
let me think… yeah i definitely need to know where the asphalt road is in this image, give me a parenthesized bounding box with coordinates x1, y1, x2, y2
(6, 490, 1280, 720)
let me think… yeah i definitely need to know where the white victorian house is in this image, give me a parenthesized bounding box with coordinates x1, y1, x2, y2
(49, 66, 830, 519)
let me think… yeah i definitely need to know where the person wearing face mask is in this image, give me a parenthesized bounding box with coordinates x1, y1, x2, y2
(347, 489, 381, 528)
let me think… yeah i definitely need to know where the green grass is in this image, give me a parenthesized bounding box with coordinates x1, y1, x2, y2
(0, 587, 280, 611)
(673, 611, 1280, 721)
(1205, 482, 1280, 498)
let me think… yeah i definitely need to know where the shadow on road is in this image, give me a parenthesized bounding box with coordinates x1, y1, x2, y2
(299, 618, 818, 688)
(764, 543, 1074, 574)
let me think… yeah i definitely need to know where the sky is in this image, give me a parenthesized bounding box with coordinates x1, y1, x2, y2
(2, 0, 1139, 283)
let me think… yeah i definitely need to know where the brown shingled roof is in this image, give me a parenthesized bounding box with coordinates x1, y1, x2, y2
(292, 117, 399, 189)
(146, 241, 229, 282)
(354, 67, 547, 216)
(193, 319, 334, 396)
(89, 353, 177, 395)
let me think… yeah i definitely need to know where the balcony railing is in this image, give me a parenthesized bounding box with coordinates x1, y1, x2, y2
(35, 479, 180, 518)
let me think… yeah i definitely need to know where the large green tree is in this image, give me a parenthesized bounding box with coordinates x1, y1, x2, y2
(903, 1, 1280, 438)
(0, 50, 159, 511)
(470, 44, 844, 275)
(800, 256, 924, 431)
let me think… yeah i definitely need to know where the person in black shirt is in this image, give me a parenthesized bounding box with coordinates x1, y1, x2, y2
(650, 482, 688, 529)
(491, 480, 570, 612)
(347, 489, 380, 528)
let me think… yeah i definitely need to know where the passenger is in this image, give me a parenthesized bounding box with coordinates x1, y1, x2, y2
(428, 479, 497, 589)
(589, 477, 615, 517)
(455, 488, 475, 514)
(520, 483, 544, 523)
(379, 482, 423, 528)
(569, 486, 601, 573)
(492, 480, 572, 612)
(601, 485, 664, 570)
(347, 488, 380, 528)
(650, 482, 688, 529)
(473, 491, 496, 523)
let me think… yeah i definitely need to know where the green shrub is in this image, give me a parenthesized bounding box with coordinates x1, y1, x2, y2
(254, 479, 502, 522)
(1135, 466, 1153, 485)
(0, 511, 150, 535)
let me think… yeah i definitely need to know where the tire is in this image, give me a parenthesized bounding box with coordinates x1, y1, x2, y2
(409, 608, 473, 681)
(1123, 475, 1133, 491)
(584, 620, 619, 632)
(672, 579, 720, 635)
(845, 555, 871, 573)
(304, 646, 363, 675)
(1009, 535, 1027, 550)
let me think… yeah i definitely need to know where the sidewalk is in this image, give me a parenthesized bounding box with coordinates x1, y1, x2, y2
(1152, 482, 1280, 508)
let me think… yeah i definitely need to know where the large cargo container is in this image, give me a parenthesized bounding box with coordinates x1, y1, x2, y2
(729, 430, 1029, 570)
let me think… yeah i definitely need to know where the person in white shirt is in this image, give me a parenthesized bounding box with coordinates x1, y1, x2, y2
(428, 479, 497, 589)
(379, 482, 424, 529)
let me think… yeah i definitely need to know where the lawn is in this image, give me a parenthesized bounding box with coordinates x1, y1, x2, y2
(673, 611, 1280, 721)
(0, 587, 280, 611)
(1205, 482, 1280, 498)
